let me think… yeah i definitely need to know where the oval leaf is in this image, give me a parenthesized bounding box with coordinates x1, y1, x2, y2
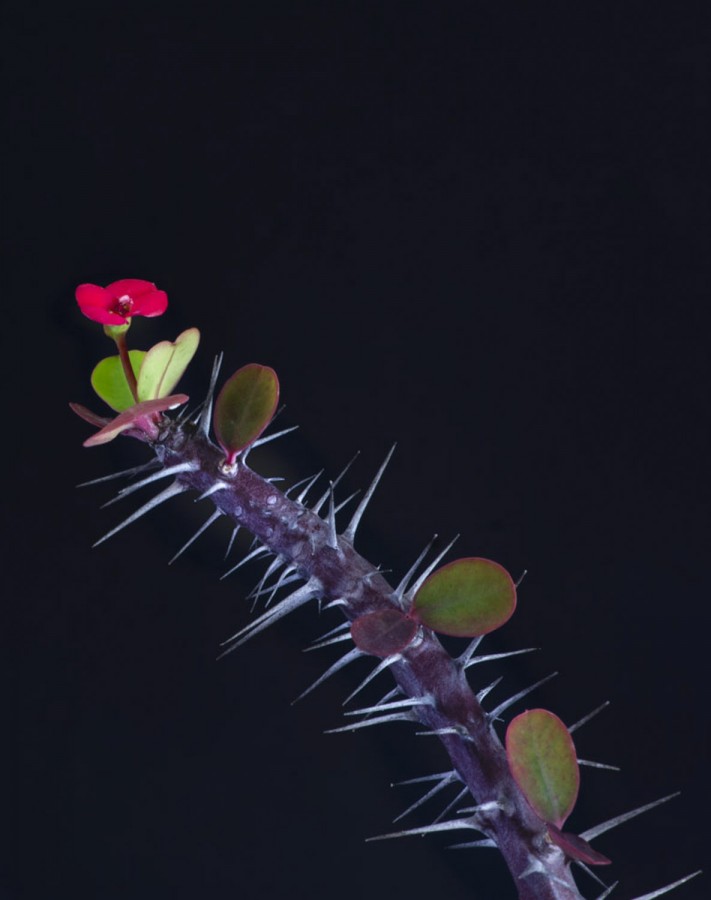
(546, 824, 611, 866)
(213, 364, 279, 463)
(506, 709, 580, 828)
(412, 557, 516, 637)
(351, 609, 417, 658)
(91, 350, 146, 412)
(137, 328, 200, 402)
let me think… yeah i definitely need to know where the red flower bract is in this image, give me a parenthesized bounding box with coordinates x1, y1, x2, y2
(75, 278, 168, 325)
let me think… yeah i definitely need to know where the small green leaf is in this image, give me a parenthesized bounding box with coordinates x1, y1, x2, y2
(136, 328, 200, 402)
(91, 351, 146, 412)
(213, 364, 280, 463)
(506, 709, 580, 828)
(412, 557, 516, 637)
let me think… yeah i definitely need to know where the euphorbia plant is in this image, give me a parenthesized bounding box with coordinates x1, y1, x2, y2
(70, 280, 700, 900)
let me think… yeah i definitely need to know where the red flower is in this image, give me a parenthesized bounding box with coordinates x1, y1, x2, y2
(75, 279, 168, 325)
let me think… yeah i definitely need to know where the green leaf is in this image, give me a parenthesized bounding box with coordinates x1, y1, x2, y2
(213, 364, 280, 463)
(136, 328, 200, 402)
(91, 351, 146, 412)
(505, 709, 580, 828)
(412, 557, 516, 637)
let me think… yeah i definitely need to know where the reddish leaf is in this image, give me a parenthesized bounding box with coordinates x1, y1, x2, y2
(506, 709, 580, 828)
(351, 609, 417, 658)
(547, 824, 612, 866)
(83, 394, 189, 446)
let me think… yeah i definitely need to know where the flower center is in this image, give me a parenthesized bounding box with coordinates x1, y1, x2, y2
(112, 294, 134, 316)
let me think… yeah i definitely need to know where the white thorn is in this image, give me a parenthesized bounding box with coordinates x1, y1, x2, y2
(568, 701, 610, 734)
(307, 621, 351, 648)
(198, 352, 223, 436)
(433, 786, 470, 823)
(102, 462, 195, 506)
(416, 727, 470, 739)
(367, 814, 487, 843)
(629, 871, 702, 900)
(292, 647, 364, 704)
(295, 470, 324, 505)
(404, 534, 460, 603)
(195, 482, 228, 501)
(325, 482, 338, 549)
(477, 677, 503, 703)
(578, 759, 620, 772)
(251, 425, 299, 448)
(77, 460, 159, 487)
(218, 580, 320, 654)
(312, 452, 360, 514)
(574, 860, 609, 889)
(463, 647, 539, 670)
(594, 882, 619, 900)
(262, 566, 300, 609)
(458, 635, 485, 667)
(394, 770, 457, 787)
(325, 712, 415, 734)
(305, 632, 353, 651)
(93, 482, 186, 547)
(487, 672, 558, 721)
(169, 509, 222, 565)
(247, 556, 284, 603)
(343, 444, 396, 542)
(580, 792, 681, 842)
(449, 839, 496, 850)
(224, 525, 240, 560)
(220, 545, 271, 580)
(322, 597, 347, 610)
(342, 654, 402, 705)
(394, 534, 438, 602)
(345, 696, 431, 717)
(392, 772, 458, 823)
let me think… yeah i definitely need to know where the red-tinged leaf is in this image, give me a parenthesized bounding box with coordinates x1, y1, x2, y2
(411, 557, 516, 637)
(83, 394, 189, 447)
(351, 609, 417, 658)
(69, 403, 112, 428)
(506, 709, 580, 828)
(213, 364, 279, 463)
(547, 824, 612, 866)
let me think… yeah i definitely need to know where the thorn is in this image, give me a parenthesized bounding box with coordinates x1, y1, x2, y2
(262, 566, 299, 609)
(169, 509, 223, 565)
(342, 654, 402, 705)
(292, 647, 364, 704)
(93, 482, 186, 547)
(476, 676, 504, 703)
(404, 534, 460, 603)
(392, 771, 458, 823)
(307, 621, 351, 648)
(224, 525, 240, 560)
(394, 770, 457, 787)
(77, 460, 159, 487)
(101, 462, 195, 507)
(218, 580, 319, 654)
(305, 632, 352, 651)
(462, 647, 539, 670)
(246, 556, 284, 604)
(433, 786, 470, 824)
(594, 883, 619, 900)
(580, 792, 681, 842)
(322, 598, 347, 610)
(518, 858, 575, 888)
(343, 444, 396, 543)
(251, 424, 299, 449)
(394, 534, 439, 602)
(334, 490, 360, 516)
(449, 839, 496, 850)
(220, 545, 271, 581)
(312, 452, 360, 514)
(345, 696, 431, 717)
(195, 482, 227, 501)
(574, 860, 609, 889)
(568, 701, 610, 734)
(325, 712, 415, 734)
(325, 482, 338, 549)
(487, 672, 558, 721)
(416, 727, 469, 739)
(458, 635, 485, 668)
(367, 814, 486, 843)
(515, 569, 528, 588)
(578, 759, 620, 772)
(197, 352, 223, 436)
(295, 470, 324, 505)
(629, 871, 702, 900)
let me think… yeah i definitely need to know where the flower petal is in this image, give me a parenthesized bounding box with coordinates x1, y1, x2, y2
(133, 289, 168, 318)
(105, 278, 159, 298)
(76, 284, 129, 324)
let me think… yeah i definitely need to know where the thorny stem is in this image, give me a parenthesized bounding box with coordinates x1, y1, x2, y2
(148, 423, 584, 899)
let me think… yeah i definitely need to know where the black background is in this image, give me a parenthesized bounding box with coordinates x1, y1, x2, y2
(6, 4, 709, 899)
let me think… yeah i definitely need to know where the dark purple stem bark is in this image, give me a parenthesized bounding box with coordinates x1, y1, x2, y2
(148, 422, 583, 899)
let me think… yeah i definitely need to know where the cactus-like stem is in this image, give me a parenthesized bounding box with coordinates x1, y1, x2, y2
(128, 422, 583, 899)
